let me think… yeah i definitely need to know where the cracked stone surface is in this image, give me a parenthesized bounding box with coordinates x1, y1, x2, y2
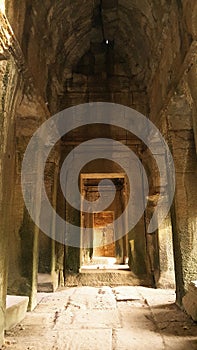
(3, 286, 197, 350)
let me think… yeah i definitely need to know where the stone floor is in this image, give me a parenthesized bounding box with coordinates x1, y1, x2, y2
(2, 286, 197, 350)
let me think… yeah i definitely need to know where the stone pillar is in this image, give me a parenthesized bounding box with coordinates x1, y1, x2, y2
(38, 150, 60, 291)
(55, 168, 66, 287)
(0, 49, 21, 344)
(142, 141, 175, 288)
(157, 214, 175, 288)
(18, 207, 39, 310)
(0, 59, 12, 345)
(166, 79, 197, 304)
(18, 127, 45, 310)
(188, 63, 197, 153)
(64, 148, 80, 274)
(128, 155, 149, 282)
(122, 184, 129, 264)
(0, 143, 15, 344)
(7, 90, 50, 309)
(81, 187, 93, 265)
(65, 201, 80, 274)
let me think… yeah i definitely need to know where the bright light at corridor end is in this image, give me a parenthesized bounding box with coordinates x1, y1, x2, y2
(0, 1, 5, 13)
(21, 103, 175, 248)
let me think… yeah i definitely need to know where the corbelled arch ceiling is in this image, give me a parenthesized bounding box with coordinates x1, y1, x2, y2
(5, 0, 195, 112)
(45, 0, 165, 76)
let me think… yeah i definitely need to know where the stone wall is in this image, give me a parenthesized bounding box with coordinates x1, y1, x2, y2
(147, 1, 197, 303)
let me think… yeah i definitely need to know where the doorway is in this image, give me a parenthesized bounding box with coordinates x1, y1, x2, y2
(80, 173, 129, 271)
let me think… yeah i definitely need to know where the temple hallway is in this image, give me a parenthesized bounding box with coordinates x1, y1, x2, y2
(3, 286, 197, 350)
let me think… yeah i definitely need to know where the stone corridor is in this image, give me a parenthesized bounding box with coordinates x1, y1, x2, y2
(0, 0, 197, 348)
(3, 286, 197, 350)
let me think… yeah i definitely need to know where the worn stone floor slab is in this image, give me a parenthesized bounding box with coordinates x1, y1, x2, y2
(118, 308, 155, 328)
(71, 286, 117, 309)
(113, 328, 165, 350)
(71, 309, 121, 329)
(53, 329, 112, 350)
(112, 286, 142, 301)
(161, 337, 197, 350)
(3, 286, 197, 350)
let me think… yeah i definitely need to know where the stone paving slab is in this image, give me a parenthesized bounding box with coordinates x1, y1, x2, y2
(70, 286, 117, 309)
(21, 312, 55, 326)
(21, 312, 54, 327)
(5, 340, 55, 350)
(5, 330, 58, 349)
(162, 337, 197, 350)
(55, 309, 121, 329)
(118, 308, 155, 328)
(136, 287, 176, 306)
(113, 328, 164, 350)
(151, 305, 189, 323)
(53, 329, 112, 350)
(112, 286, 142, 301)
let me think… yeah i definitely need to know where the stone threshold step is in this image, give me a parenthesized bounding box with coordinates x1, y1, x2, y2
(65, 272, 150, 287)
(37, 272, 59, 292)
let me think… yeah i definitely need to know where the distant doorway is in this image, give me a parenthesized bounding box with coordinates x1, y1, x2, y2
(93, 211, 115, 258)
(80, 173, 129, 271)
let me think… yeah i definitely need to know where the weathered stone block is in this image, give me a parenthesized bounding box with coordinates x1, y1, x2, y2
(6, 296, 29, 330)
(167, 114, 192, 130)
(183, 281, 197, 321)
